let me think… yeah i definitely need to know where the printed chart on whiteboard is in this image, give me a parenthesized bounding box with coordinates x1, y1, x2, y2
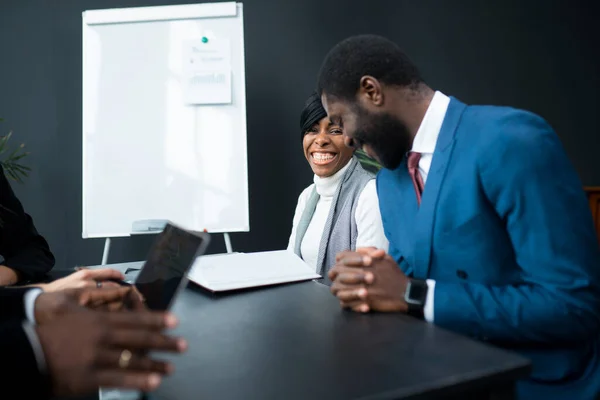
(183, 38, 232, 105)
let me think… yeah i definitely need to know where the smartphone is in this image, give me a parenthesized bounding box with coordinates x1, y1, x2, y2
(132, 222, 210, 311)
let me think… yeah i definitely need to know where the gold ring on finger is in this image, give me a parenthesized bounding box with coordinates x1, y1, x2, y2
(119, 349, 132, 368)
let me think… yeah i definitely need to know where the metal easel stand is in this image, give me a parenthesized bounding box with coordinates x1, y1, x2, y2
(223, 232, 233, 253)
(101, 232, 232, 265)
(101, 237, 112, 265)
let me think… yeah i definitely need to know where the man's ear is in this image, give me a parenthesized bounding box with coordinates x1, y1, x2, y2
(358, 76, 384, 107)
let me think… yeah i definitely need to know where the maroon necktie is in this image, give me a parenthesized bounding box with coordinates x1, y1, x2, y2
(407, 152, 424, 205)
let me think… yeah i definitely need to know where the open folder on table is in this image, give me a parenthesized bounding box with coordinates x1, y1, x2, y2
(187, 250, 321, 292)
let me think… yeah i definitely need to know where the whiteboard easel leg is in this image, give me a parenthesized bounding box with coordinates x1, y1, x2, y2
(102, 238, 112, 265)
(223, 233, 233, 254)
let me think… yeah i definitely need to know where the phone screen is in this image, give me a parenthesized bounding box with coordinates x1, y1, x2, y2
(134, 224, 209, 311)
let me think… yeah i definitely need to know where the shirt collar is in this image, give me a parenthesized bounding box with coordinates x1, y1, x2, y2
(313, 158, 352, 198)
(410, 91, 451, 155)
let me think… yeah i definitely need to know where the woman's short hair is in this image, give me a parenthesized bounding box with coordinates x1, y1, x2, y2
(299, 92, 327, 140)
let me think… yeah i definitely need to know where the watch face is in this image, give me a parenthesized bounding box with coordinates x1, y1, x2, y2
(406, 280, 428, 305)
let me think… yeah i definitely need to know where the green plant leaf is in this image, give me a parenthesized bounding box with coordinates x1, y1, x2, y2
(355, 149, 382, 173)
(0, 124, 31, 183)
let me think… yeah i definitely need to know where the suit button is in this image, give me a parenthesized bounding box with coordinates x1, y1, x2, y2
(456, 270, 468, 279)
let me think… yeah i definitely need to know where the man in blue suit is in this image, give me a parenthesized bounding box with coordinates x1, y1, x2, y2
(319, 35, 600, 399)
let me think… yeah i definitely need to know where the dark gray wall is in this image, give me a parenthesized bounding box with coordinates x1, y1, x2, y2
(0, 0, 598, 270)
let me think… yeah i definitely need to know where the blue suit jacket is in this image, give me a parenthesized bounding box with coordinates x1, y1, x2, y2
(377, 97, 600, 400)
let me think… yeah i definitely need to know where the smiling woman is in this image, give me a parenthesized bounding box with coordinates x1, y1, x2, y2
(287, 93, 388, 284)
(301, 101, 354, 178)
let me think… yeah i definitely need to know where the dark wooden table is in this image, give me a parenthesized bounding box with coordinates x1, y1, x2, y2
(142, 280, 530, 400)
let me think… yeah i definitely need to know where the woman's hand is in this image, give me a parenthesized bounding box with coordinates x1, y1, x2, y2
(39, 268, 125, 292)
(0, 265, 20, 286)
(34, 286, 147, 324)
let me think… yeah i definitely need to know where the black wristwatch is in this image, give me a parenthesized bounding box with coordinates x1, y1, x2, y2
(404, 279, 428, 319)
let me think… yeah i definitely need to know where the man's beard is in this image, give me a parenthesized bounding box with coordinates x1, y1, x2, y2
(352, 105, 412, 170)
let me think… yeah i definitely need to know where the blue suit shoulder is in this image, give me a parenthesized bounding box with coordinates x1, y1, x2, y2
(454, 103, 574, 186)
(377, 103, 556, 187)
(461, 104, 557, 149)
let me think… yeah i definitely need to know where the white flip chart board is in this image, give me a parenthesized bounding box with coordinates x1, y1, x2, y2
(82, 2, 249, 238)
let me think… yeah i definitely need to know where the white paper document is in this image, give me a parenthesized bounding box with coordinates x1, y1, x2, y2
(187, 250, 321, 292)
(182, 38, 232, 105)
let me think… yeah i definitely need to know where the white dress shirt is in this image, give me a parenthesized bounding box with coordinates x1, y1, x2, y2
(409, 91, 451, 323)
(24, 288, 42, 322)
(22, 288, 47, 374)
(287, 161, 389, 270)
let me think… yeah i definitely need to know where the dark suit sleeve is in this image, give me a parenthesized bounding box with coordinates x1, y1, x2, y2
(0, 164, 55, 282)
(433, 111, 600, 344)
(0, 287, 31, 320)
(0, 321, 51, 398)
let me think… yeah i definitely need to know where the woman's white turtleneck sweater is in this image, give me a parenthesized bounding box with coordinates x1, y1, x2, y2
(287, 162, 389, 270)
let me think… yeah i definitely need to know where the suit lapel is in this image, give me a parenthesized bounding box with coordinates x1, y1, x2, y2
(394, 160, 420, 269)
(294, 187, 319, 258)
(413, 98, 467, 279)
(396, 159, 419, 226)
(315, 158, 358, 273)
(379, 160, 420, 271)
